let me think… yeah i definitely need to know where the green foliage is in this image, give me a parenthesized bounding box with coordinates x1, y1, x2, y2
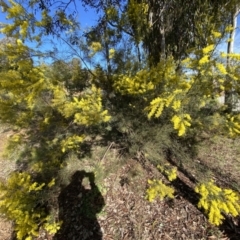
(126, 0, 149, 44)
(136, 0, 236, 64)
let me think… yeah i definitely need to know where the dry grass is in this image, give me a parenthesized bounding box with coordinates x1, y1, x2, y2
(197, 135, 240, 190)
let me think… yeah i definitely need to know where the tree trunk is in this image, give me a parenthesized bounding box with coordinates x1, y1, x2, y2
(225, 5, 239, 111)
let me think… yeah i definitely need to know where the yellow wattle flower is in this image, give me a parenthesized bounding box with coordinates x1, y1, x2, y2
(202, 44, 215, 54)
(195, 180, 240, 226)
(199, 55, 209, 65)
(171, 114, 191, 136)
(216, 63, 227, 75)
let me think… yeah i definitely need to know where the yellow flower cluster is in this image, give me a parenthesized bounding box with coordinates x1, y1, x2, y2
(109, 48, 115, 59)
(72, 85, 111, 125)
(0, 24, 15, 36)
(31, 158, 63, 173)
(216, 63, 227, 75)
(202, 44, 215, 54)
(47, 178, 55, 188)
(52, 85, 111, 126)
(0, 172, 46, 239)
(6, 0, 24, 19)
(179, 82, 192, 91)
(220, 52, 240, 61)
(19, 21, 28, 38)
(9, 133, 22, 143)
(141, 3, 149, 15)
(106, 6, 118, 19)
(172, 100, 181, 111)
(171, 114, 191, 136)
(114, 70, 154, 95)
(61, 134, 85, 153)
(195, 181, 240, 226)
(211, 30, 222, 38)
(44, 218, 62, 234)
(57, 11, 72, 26)
(147, 97, 165, 119)
(225, 25, 234, 33)
(157, 164, 177, 181)
(36, 10, 52, 28)
(51, 86, 67, 111)
(4, 172, 45, 192)
(127, 0, 149, 31)
(148, 90, 184, 119)
(199, 55, 210, 65)
(226, 114, 240, 137)
(146, 179, 175, 202)
(90, 42, 102, 53)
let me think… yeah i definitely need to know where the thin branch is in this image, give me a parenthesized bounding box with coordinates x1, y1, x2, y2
(52, 31, 97, 78)
(99, 142, 114, 162)
(107, 20, 134, 37)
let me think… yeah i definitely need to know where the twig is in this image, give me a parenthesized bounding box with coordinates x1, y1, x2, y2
(100, 142, 114, 162)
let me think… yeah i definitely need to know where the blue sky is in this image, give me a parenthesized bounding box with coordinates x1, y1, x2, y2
(218, 16, 240, 53)
(0, 1, 97, 30)
(0, 2, 240, 60)
(0, 1, 98, 63)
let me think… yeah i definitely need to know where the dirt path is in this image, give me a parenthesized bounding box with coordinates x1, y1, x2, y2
(0, 128, 15, 240)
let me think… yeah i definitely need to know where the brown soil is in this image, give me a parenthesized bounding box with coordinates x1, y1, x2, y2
(0, 219, 13, 240)
(0, 128, 15, 240)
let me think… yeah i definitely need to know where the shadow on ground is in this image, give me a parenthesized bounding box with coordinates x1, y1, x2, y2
(54, 170, 104, 240)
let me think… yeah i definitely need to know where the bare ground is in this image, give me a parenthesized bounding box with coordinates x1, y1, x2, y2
(0, 128, 15, 240)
